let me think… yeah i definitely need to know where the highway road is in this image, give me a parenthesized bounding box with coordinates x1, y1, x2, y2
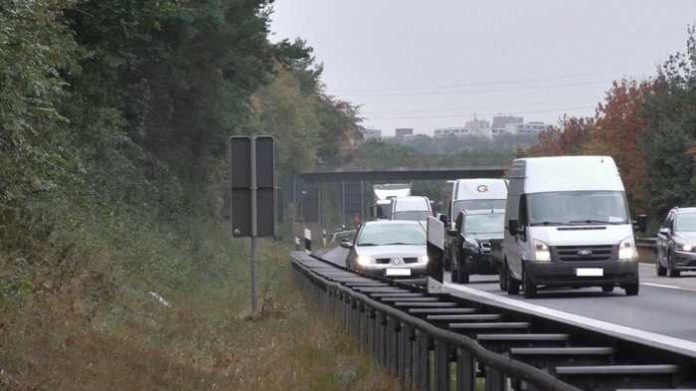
(321, 246, 696, 345)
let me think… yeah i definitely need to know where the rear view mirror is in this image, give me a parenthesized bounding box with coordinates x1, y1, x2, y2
(659, 227, 670, 235)
(634, 214, 648, 233)
(340, 240, 353, 249)
(508, 219, 518, 235)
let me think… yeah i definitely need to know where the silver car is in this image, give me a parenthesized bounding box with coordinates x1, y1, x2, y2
(341, 220, 428, 278)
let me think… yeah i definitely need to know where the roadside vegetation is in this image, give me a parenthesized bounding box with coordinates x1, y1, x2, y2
(0, 1, 396, 390)
(522, 27, 696, 223)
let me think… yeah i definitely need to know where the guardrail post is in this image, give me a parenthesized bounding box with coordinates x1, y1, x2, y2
(360, 301, 369, 352)
(485, 366, 505, 391)
(351, 298, 359, 340)
(456, 348, 475, 391)
(386, 316, 399, 375)
(373, 310, 383, 365)
(414, 330, 430, 391)
(398, 322, 413, 387)
(434, 339, 450, 391)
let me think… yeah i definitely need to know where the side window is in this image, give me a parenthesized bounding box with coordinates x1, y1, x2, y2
(518, 194, 529, 226)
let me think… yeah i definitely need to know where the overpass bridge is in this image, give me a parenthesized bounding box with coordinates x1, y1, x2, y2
(289, 165, 507, 231)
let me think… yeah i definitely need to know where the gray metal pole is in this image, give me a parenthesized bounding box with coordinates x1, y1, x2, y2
(342, 181, 346, 226)
(250, 137, 258, 313)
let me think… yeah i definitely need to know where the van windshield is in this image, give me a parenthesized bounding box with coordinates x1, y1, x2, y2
(528, 191, 629, 226)
(453, 199, 506, 215)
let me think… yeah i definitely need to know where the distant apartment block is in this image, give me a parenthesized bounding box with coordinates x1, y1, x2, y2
(504, 121, 547, 135)
(361, 128, 382, 140)
(394, 128, 414, 138)
(492, 115, 523, 136)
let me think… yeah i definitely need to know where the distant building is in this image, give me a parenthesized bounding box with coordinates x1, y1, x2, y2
(394, 128, 414, 138)
(464, 118, 492, 138)
(491, 116, 524, 136)
(504, 121, 547, 135)
(361, 128, 382, 141)
(434, 127, 469, 137)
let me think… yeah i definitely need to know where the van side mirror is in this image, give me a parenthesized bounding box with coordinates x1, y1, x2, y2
(658, 227, 670, 236)
(508, 219, 518, 235)
(635, 214, 648, 233)
(340, 240, 353, 249)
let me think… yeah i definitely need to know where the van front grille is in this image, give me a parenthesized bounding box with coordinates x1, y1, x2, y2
(553, 245, 614, 262)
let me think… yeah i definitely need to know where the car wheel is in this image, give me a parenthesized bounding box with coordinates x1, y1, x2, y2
(601, 285, 614, 293)
(667, 251, 681, 278)
(656, 248, 667, 276)
(451, 264, 460, 283)
(499, 265, 508, 291)
(522, 271, 537, 298)
(505, 262, 520, 295)
(624, 283, 639, 296)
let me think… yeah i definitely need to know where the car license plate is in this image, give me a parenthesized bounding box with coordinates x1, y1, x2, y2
(386, 268, 411, 276)
(575, 268, 603, 277)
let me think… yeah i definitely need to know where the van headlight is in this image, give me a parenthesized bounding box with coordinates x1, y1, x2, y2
(533, 239, 551, 262)
(356, 255, 374, 266)
(419, 255, 429, 264)
(618, 237, 638, 261)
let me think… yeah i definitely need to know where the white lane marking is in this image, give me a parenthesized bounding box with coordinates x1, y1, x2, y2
(444, 282, 696, 358)
(642, 282, 696, 293)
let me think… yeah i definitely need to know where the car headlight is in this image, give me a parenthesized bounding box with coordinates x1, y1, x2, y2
(419, 255, 429, 263)
(618, 237, 638, 261)
(677, 242, 694, 252)
(533, 239, 551, 262)
(356, 255, 373, 266)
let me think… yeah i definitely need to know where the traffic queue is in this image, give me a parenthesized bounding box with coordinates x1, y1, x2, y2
(336, 155, 696, 298)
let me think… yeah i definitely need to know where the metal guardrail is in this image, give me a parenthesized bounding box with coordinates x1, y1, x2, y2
(292, 251, 696, 391)
(292, 252, 580, 391)
(636, 237, 657, 249)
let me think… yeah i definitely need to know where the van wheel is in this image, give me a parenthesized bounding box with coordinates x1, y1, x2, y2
(624, 283, 639, 296)
(505, 263, 519, 295)
(522, 271, 537, 298)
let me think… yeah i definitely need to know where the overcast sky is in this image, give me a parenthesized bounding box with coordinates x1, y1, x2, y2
(270, 1, 696, 136)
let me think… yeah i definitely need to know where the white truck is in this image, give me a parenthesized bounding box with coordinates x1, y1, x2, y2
(372, 183, 411, 220)
(500, 156, 645, 298)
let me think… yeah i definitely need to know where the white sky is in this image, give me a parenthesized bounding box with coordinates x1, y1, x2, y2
(270, 1, 696, 136)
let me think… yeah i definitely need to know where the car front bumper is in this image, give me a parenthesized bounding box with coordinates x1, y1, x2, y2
(357, 264, 428, 278)
(525, 260, 638, 287)
(673, 250, 696, 270)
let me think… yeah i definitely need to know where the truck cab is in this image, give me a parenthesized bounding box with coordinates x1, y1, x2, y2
(501, 156, 643, 298)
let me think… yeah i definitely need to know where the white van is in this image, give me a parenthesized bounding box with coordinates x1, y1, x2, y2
(501, 156, 642, 298)
(390, 196, 432, 223)
(443, 179, 508, 269)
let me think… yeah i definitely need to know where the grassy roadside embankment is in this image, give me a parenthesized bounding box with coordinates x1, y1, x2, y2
(0, 206, 399, 391)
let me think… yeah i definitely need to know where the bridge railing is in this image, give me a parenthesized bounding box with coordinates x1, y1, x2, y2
(291, 252, 580, 391)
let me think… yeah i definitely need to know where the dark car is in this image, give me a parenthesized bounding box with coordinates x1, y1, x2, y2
(449, 209, 505, 283)
(656, 207, 696, 277)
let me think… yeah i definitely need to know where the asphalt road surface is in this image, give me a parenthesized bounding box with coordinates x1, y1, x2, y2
(320, 246, 696, 346)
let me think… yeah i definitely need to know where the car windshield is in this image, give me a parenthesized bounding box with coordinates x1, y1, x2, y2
(391, 210, 431, 221)
(357, 223, 426, 246)
(676, 213, 696, 232)
(464, 213, 504, 235)
(453, 199, 506, 215)
(528, 191, 629, 226)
